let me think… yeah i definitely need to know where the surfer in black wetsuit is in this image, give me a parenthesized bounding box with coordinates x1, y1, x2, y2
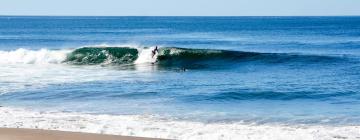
(150, 46, 159, 64)
(152, 46, 159, 58)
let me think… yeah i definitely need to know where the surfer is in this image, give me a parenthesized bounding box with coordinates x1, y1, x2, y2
(151, 46, 159, 64)
(152, 46, 159, 58)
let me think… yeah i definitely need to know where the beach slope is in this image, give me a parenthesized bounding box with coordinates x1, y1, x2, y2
(0, 128, 161, 140)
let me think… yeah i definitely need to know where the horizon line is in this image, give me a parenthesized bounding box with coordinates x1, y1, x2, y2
(1, 15, 360, 17)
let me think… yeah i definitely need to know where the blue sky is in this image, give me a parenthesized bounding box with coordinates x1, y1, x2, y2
(1, 0, 360, 16)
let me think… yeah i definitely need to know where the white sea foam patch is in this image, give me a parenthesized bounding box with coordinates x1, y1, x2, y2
(0, 48, 71, 64)
(135, 46, 158, 64)
(0, 64, 143, 95)
(0, 107, 359, 140)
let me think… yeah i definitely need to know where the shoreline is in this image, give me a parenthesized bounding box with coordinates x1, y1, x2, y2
(1, 107, 360, 139)
(0, 128, 162, 140)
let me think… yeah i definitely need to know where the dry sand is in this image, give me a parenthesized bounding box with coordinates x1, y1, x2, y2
(0, 128, 163, 140)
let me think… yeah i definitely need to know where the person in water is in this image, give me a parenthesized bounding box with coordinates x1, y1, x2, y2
(152, 46, 159, 58)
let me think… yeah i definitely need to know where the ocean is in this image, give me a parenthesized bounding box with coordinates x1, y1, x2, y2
(0, 16, 360, 139)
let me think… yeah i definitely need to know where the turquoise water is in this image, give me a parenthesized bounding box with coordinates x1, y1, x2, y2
(0, 16, 360, 125)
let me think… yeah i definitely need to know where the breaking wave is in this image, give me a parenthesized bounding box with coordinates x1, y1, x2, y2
(0, 46, 346, 68)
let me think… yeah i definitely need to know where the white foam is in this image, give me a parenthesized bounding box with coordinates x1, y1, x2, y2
(135, 46, 158, 64)
(0, 62, 146, 95)
(0, 107, 359, 140)
(0, 48, 70, 64)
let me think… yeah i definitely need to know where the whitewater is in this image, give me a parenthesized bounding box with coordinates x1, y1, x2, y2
(1, 107, 359, 140)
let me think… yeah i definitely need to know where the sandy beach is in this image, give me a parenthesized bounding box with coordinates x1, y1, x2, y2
(0, 128, 161, 140)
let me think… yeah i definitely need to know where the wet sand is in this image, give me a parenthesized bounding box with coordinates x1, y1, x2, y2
(0, 128, 162, 140)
